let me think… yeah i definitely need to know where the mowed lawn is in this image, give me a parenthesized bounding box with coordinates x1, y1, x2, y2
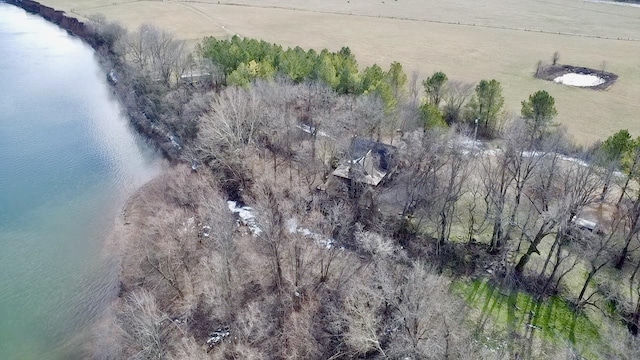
(42, 0, 640, 144)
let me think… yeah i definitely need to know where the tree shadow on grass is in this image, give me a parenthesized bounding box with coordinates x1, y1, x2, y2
(458, 279, 603, 358)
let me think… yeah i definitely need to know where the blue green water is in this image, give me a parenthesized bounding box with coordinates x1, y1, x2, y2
(0, 4, 161, 359)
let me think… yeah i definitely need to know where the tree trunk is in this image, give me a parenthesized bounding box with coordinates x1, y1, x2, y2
(551, 254, 578, 296)
(616, 195, 640, 269)
(576, 269, 596, 308)
(273, 152, 277, 181)
(274, 248, 283, 289)
(618, 176, 632, 208)
(618, 157, 638, 208)
(539, 235, 560, 278)
(505, 190, 522, 242)
(438, 211, 447, 254)
(631, 257, 640, 286)
(539, 244, 562, 298)
(600, 182, 609, 203)
(616, 237, 633, 270)
(289, 158, 293, 186)
(491, 219, 503, 252)
(467, 213, 476, 244)
(311, 133, 317, 161)
(631, 292, 640, 336)
(514, 224, 552, 275)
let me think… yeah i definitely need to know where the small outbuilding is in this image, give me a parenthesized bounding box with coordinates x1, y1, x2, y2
(574, 217, 597, 232)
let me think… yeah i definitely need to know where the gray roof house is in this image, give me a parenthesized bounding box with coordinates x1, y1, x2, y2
(332, 138, 397, 186)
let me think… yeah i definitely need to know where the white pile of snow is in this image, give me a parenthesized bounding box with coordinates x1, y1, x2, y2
(227, 201, 262, 236)
(554, 73, 605, 87)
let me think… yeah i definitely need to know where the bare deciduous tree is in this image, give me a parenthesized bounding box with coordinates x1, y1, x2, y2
(616, 187, 640, 269)
(87, 14, 127, 52)
(519, 155, 603, 278)
(341, 282, 387, 357)
(253, 183, 290, 289)
(573, 224, 621, 309)
(124, 24, 187, 84)
(383, 263, 470, 359)
(443, 80, 474, 125)
(198, 86, 262, 150)
(119, 289, 171, 359)
(480, 148, 515, 252)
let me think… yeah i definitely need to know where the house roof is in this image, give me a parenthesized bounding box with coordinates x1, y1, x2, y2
(350, 138, 396, 172)
(332, 138, 397, 186)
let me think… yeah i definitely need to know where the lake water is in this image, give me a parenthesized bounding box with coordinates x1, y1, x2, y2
(0, 4, 161, 359)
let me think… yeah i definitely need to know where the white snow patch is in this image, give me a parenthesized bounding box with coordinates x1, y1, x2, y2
(452, 136, 484, 155)
(286, 218, 334, 249)
(521, 151, 545, 158)
(558, 155, 589, 167)
(554, 73, 605, 87)
(181, 217, 196, 234)
(168, 134, 182, 149)
(296, 124, 334, 139)
(457, 138, 484, 150)
(206, 327, 230, 348)
(481, 149, 502, 157)
(202, 225, 211, 238)
(479, 148, 593, 168)
(227, 201, 262, 236)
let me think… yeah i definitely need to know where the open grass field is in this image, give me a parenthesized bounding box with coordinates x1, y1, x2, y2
(40, 0, 640, 144)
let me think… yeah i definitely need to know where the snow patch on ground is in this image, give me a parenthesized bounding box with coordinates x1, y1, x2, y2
(453, 137, 484, 155)
(286, 218, 334, 249)
(554, 73, 605, 87)
(296, 124, 334, 139)
(486, 149, 591, 167)
(227, 201, 262, 236)
(481, 149, 502, 157)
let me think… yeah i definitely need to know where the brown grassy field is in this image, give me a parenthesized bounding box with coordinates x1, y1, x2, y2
(41, 0, 640, 144)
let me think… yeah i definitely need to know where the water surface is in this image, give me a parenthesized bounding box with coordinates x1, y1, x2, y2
(0, 5, 161, 358)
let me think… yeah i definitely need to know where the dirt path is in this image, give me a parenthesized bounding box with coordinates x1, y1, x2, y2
(175, 1, 240, 37)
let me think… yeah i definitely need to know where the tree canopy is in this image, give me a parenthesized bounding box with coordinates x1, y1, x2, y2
(420, 103, 447, 129)
(466, 79, 504, 137)
(199, 36, 407, 112)
(423, 71, 448, 107)
(521, 90, 558, 145)
(601, 129, 633, 164)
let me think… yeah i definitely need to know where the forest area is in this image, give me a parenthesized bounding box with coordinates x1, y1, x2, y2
(84, 16, 640, 359)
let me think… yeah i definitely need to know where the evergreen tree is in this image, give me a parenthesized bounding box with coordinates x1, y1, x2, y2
(521, 90, 558, 145)
(467, 79, 504, 137)
(423, 71, 448, 107)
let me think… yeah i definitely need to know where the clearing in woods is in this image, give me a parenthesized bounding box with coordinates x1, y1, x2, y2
(42, 0, 640, 144)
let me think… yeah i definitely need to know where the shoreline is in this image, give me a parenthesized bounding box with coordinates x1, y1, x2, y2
(5, 0, 95, 45)
(5, 0, 175, 253)
(4, 1, 174, 355)
(5, 0, 183, 162)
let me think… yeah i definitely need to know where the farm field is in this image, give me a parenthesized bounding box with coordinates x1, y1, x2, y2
(40, 0, 640, 144)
